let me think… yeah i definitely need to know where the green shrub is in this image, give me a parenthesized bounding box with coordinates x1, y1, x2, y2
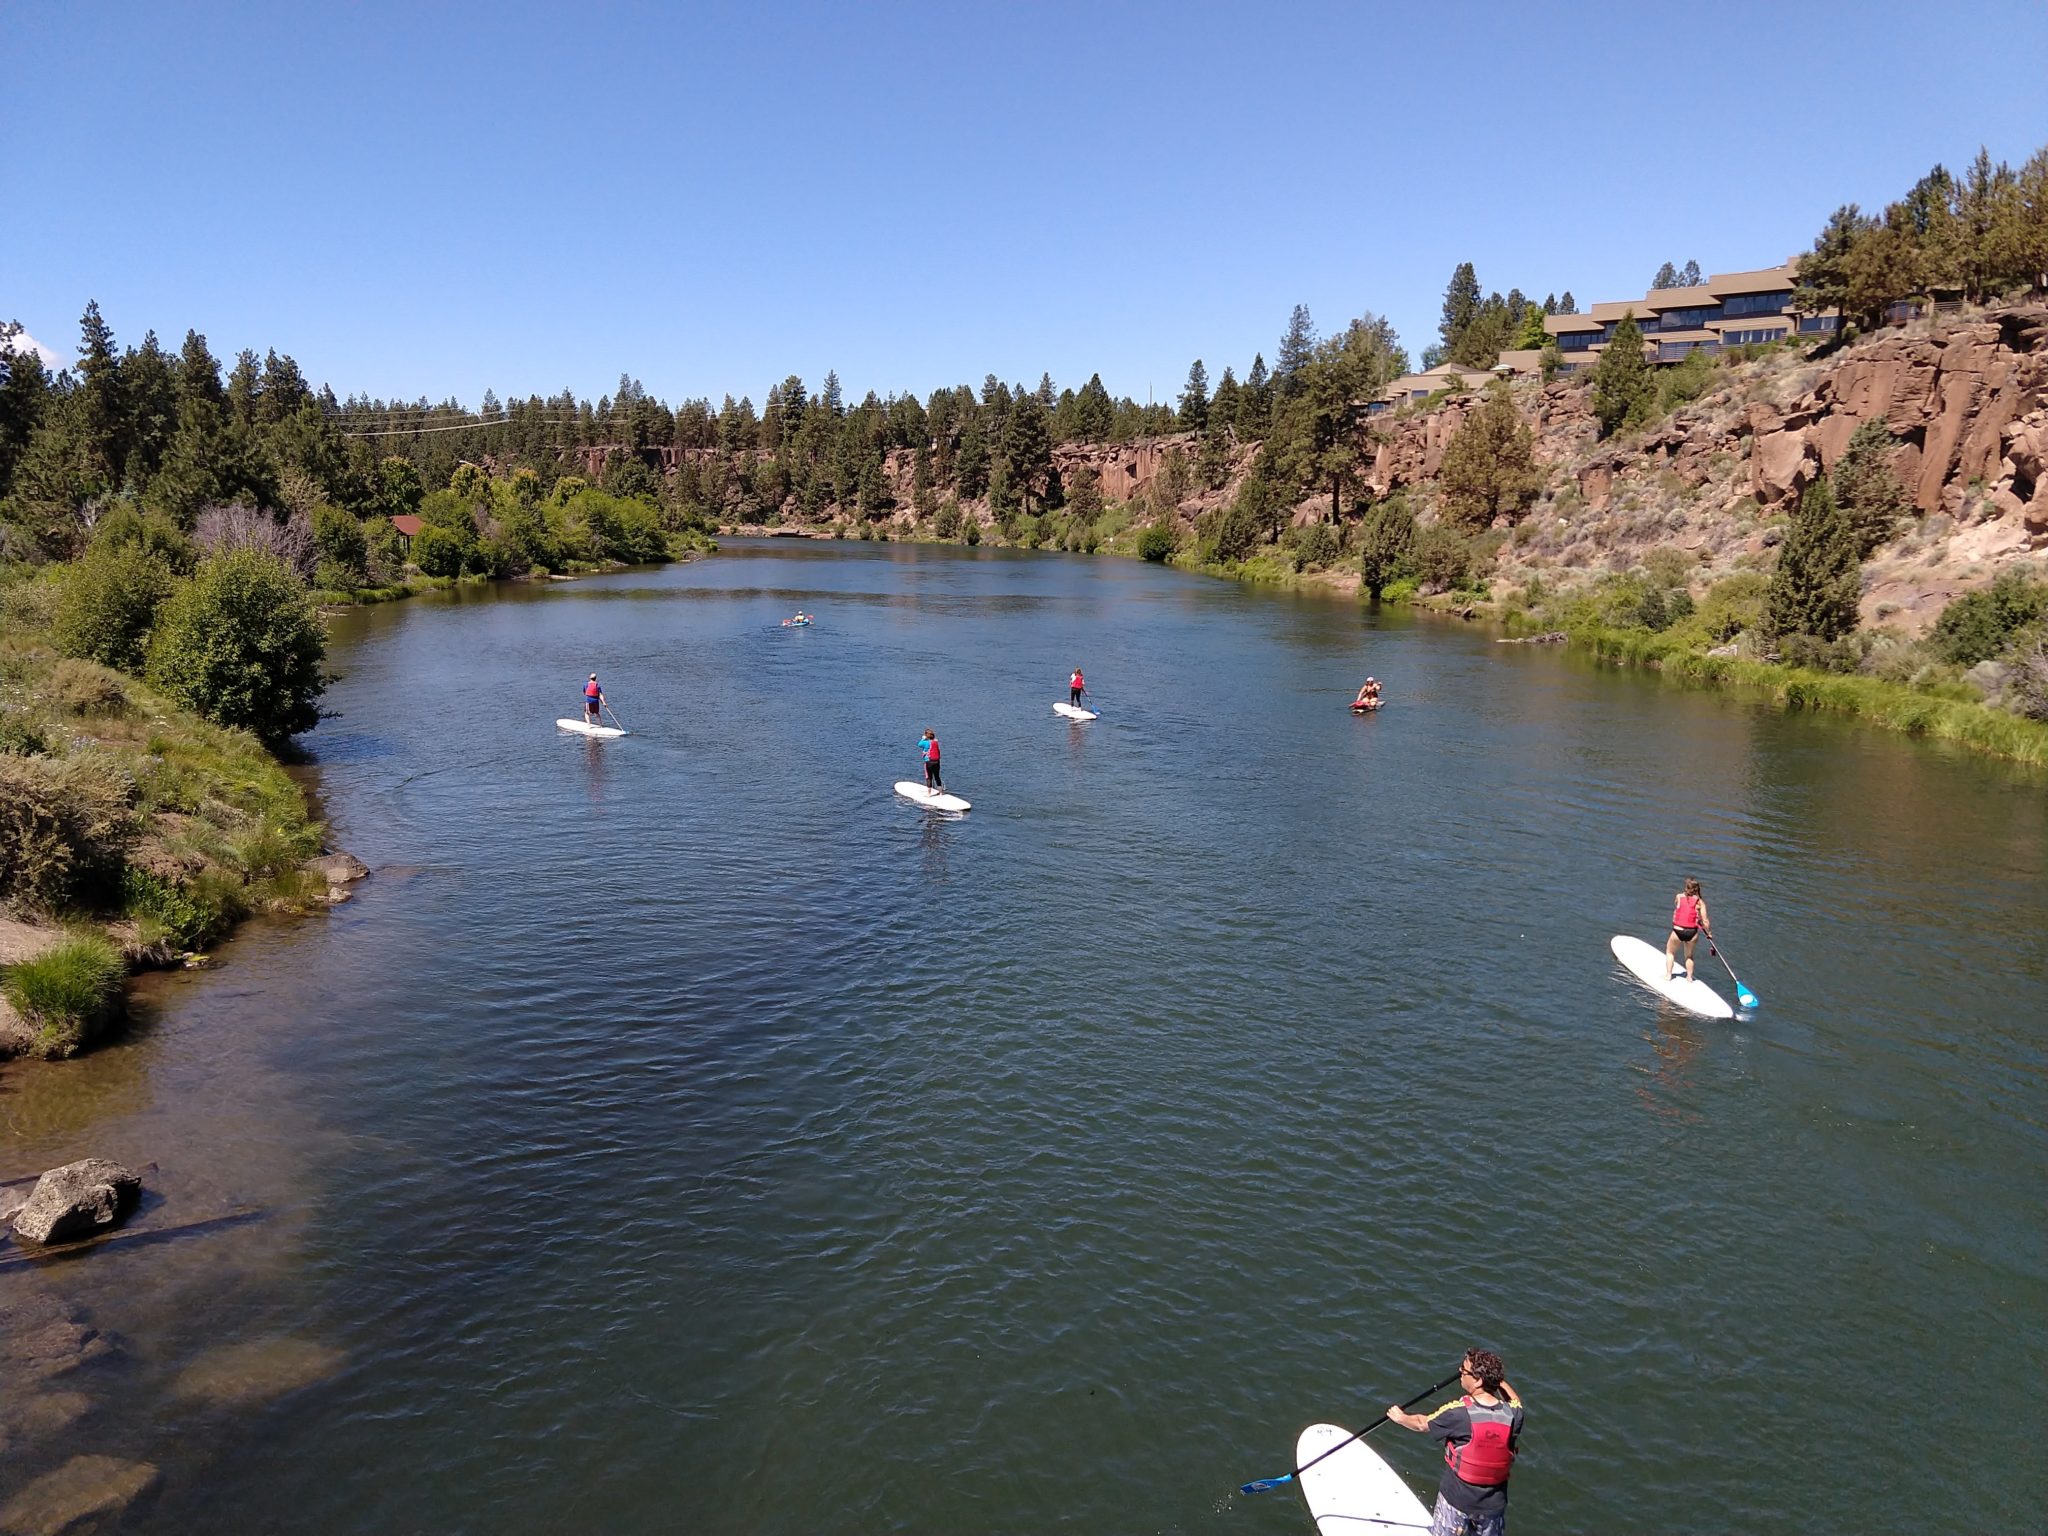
(120, 866, 230, 950)
(411, 522, 468, 577)
(1137, 525, 1175, 562)
(89, 504, 197, 572)
(0, 711, 49, 756)
(1407, 524, 1475, 591)
(1379, 576, 1420, 604)
(1695, 572, 1768, 641)
(964, 520, 981, 547)
(48, 658, 130, 717)
(1290, 523, 1340, 570)
(3, 934, 127, 1057)
(1642, 546, 1695, 589)
(933, 499, 962, 540)
(312, 504, 369, 586)
(1655, 347, 1718, 414)
(1931, 570, 2048, 666)
(0, 751, 139, 913)
(144, 548, 327, 745)
(52, 542, 175, 672)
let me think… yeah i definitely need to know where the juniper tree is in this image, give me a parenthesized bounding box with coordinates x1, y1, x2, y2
(1766, 476, 1861, 643)
(1439, 262, 1481, 357)
(1831, 419, 1913, 556)
(1589, 314, 1655, 437)
(1438, 380, 1541, 530)
(1357, 493, 1415, 599)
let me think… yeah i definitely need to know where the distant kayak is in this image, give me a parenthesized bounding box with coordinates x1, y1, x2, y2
(1611, 935, 1733, 1019)
(1054, 701, 1099, 721)
(556, 718, 626, 738)
(1295, 1423, 1430, 1533)
(894, 781, 970, 812)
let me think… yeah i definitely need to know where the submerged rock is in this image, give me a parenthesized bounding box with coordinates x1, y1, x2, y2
(171, 1336, 345, 1407)
(0, 1391, 92, 1458)
(0, 1454, 159, 1536)
(9, 1160, 142, 1245)
(0, 1290, 113, 1383)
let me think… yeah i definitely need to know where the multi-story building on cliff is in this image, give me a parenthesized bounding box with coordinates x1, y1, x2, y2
(1543, 264, 1843, 370)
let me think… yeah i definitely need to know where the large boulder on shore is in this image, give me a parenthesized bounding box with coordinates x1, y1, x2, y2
(9, 1160, 141, 1245)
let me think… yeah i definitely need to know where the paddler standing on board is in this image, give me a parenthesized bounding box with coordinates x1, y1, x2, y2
(1069, 667, 1086, 706)
(582, 673, 606, 726)
(1386, 1348, 1523, 1536)
(918, 729, 943, 793)
(1664, 877, 1711, 983)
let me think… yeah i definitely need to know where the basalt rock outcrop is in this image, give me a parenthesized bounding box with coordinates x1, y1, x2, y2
(9, 1160, 142, 1246)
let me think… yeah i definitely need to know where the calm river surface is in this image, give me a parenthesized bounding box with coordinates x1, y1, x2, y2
(4, 540, 2045, 1534)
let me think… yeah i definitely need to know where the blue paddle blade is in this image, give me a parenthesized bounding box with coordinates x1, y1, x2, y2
(1739, 989, 1759, 1007)
(1239, 1474, 1293, 1495)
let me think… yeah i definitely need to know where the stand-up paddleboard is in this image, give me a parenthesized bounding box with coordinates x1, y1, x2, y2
(1294, 1424, 1431, 1533)
(1611, 935, 1733, 1019)
(894, 781, 971, 812)
(556, 718, 627, 738)
(1054, 701, 1099, 721)
(1350, 700, 1382, 713)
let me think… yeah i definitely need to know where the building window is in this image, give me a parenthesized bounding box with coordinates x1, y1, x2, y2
(1884, 300, 1924, 323)
(1656, 305, 1721, 331)
(1557, 332, 1596, 351)
(1797, 314, 1840, 333)
(1722, 327, 1788, 346)
(1657, 340, 1719, 361)
(1722, 291, 1792, 317)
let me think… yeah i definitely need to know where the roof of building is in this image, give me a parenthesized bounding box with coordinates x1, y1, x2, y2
(1702, 264, 1799, 296)
(390, 514, 425, 537)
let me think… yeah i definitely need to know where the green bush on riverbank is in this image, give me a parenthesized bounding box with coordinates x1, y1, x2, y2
(2, 933, 126, 1057)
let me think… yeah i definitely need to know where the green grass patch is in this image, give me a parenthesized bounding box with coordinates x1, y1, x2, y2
(1529, 617, 2048, 765)
(3, 934, 127, 1058)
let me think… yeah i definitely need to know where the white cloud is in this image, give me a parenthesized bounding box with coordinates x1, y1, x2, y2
(2, 327, 65, 370)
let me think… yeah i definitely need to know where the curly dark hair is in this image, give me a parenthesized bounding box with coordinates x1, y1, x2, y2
(1463, 1348, 1506, 1392)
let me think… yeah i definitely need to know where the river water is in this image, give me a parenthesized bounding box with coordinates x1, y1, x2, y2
(3, 540, 2044, 1534)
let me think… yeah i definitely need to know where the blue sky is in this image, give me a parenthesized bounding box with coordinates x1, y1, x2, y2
(6, 1, 2046, 410)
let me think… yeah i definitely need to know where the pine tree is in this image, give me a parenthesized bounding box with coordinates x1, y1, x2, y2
(1557, 291, 1577, 315)
(1680, 259, 1703, 286)
(998, 392, 1052, 511)
(1074, 373, 1115, 441)
(0, 322, 52, 497)
(1211, 366, 1241, 433)
(1766, 476, 1861, 642)
(1795, 204, 1872, 325)
(1589, 314, 1655, 438)
(1438, 380, 1541, 529)
(1178, 359, 1209, 431)
(1651, 261, 1680, 290)
(1439, 263, 1481, 357)
(1832, 419, 1912, 556)
(1357, 493, 1415, 600)
(822, 370, 844, 415)
(1239, 355, 1271, 437)
(1276, 306, 1317, 397)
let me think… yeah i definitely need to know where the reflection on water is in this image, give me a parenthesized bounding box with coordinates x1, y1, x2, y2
(2, 542, 2043, 1535)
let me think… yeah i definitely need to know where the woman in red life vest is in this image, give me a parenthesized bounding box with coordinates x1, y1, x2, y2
(582, 673, 605, 725)
(1069, 668, 1086, 706)
(1664, 877, 1711, 983)
(1387, 1348, 1523, 1536)
(918, 730, 942, 791)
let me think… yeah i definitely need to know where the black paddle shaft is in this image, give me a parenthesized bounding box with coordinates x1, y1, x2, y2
(1244, 1369, 1462, 1493)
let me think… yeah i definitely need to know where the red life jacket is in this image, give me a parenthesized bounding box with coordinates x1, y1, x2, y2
(1071, 672, 1084, 688)
(1443, 1396, 1517, 1486)
(585, 680, 601, 700)
(1673, 893, 1701, 929)
(923, 738, 940, 762)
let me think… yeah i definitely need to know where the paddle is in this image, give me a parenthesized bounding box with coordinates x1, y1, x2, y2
(1707, 936, 1758, 1007)
(1238, 1369, 1460, 1496)
(603, 702, 629, 734)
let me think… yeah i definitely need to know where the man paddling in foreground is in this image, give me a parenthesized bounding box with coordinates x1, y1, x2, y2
(582, 673, 606, 726)
(1386, 1348, 1523, 1536)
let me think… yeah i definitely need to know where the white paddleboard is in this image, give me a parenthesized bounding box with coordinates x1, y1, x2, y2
(1053, 701, 1099, 721)
(1295, 1423, 1432, 1533)
(556, 718, 626, 738)
(893, 780, 971, 812)
(1611, 935, 1733, 1019)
